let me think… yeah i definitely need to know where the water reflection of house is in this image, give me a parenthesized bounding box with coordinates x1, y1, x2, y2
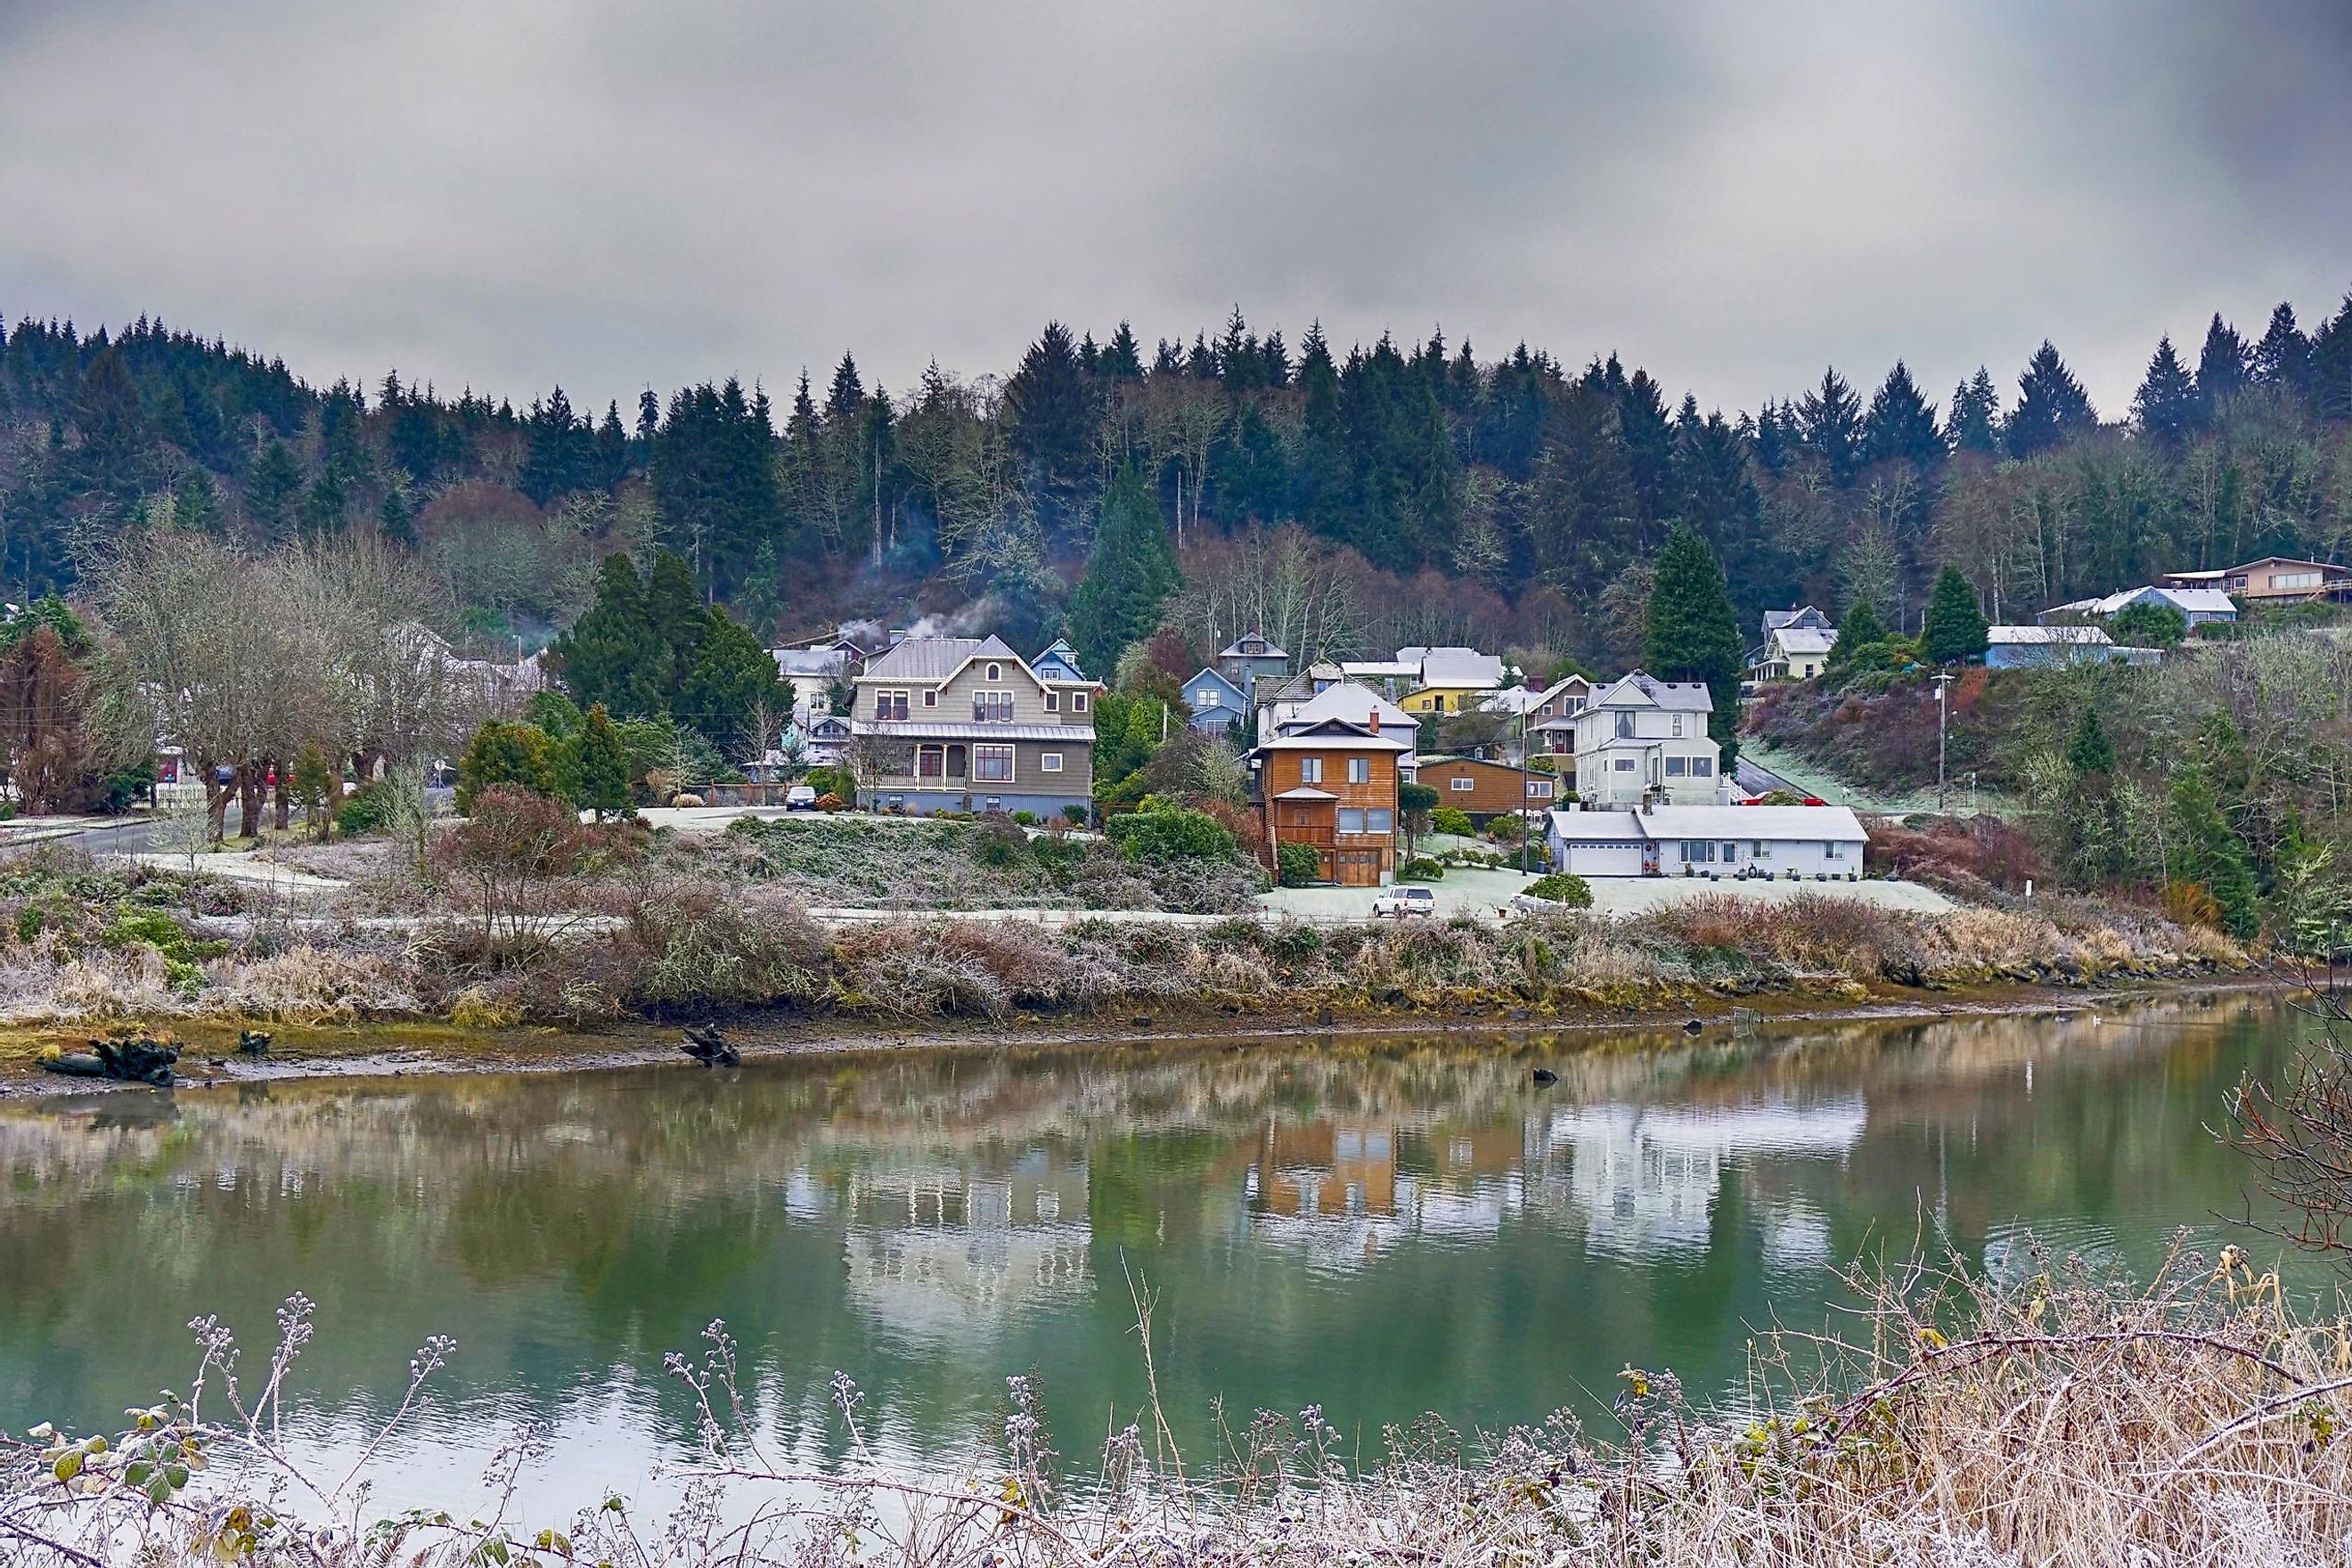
(838, 1158, 1092, 1342)
(1532, 1100, 1866, 1262)
(1251, 1121, 1398, 1218)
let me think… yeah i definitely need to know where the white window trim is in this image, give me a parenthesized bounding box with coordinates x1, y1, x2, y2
(1449, 776, 1474, 791)
(1041, 752, 1063, 772)
(973, 689, 1017, 723)
(923, 688, 938, 707)
(1073, 691, 1090, 713)
(985, 662, 1002, 682)
(1043, 690, 1060, 712)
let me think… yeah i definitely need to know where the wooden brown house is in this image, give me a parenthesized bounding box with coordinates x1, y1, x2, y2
(1249, 717, 1412, 886)
(1417, 755, 1558, 825)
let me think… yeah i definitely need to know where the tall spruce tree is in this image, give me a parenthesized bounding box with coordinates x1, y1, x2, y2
(1065, 464, 1176, 676)
(570, 703, 633, 820)
(1644, 523, 1744, 765)
(1861, 361, 1942, 470)
(2250, 302, 2309, 391)
(2193, 314, 2249, 417)
(1921, 564, 1989, 664)
(1795, 367, 1863, 483)
(2007, 341, 2096, 457)
(1002, 322, 1094, 549)
(551, 554, 666, 719)
(2131, 336, 2199, 445)
(1827, 595, 1889, 671)
(1947, 368, 2001, 454)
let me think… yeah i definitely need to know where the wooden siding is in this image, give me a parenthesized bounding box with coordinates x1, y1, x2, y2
(1260, 746, 1401, 883)
(1419, 757, 1556, 818)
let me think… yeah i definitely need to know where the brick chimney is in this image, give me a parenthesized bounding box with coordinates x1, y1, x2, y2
(1368, 707, 1379, 735)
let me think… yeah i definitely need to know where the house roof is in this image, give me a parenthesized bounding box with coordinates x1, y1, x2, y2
(1221, 633, 1288, 658)
(1590, 671, 1714, 713)
(1478, 687, 1545, 715)
(772, 648, 848, 677)
(1764, 606, 1833, 633)
(1186, 666, 1246, 698)
(1281, 680, 1418, 734)
(860, 634, 1026, 682)
(1769, 626, 1839, 657)
(1989, 625, 2115, 646)
(1273, 786, 1338, 802)
(1548, 804, 1868, 843)
(1338, 659, 1420, 681)
(1401, 646, 1506, 688)
(1421, 755, 1531, 775)
(1252, 726, 1416, 754)
(849, 722, 1090, 742)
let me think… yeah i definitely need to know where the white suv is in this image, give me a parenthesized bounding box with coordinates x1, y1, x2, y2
(1370, 886, 1437, 919)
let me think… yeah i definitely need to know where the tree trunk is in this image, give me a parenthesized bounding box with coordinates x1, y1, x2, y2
(201, 764, 232, 845)
(274, 766, 291, 831)
(237, 764, 265, 844)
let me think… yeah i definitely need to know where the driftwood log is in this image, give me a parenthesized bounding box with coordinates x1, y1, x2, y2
(681, 1025, 740, 1068)
(41, 1035, 182, 1087)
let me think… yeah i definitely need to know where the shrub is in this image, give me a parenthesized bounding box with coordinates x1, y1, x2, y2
(335, 780, 394, 837)
(1275, 840, 1321, 887)
(426, 786, 585, 953)
(1398, 856, 1445, 881)
(802, 764, 856, 802)
(1011, 810, 1039, 827)
(623, 881, 829, 1012)
(1104, 805, 1237, 863)
(1521, 873, 1593, 907)
(815, 792, 847, 813)
(971, 813, 1030, 869)
(1484, 814, 1525, 845)
(1431, 806, 1476, 837)
(1062, 803, 1091, 826)
(455, 719, 559, 813)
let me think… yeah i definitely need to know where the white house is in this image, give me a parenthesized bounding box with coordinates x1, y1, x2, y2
(2038, 585, 2237, 627)
(1749, 625, 1838, 682)
(1983, 625, 2154, 669)
(1547, 804, 1869, 878)
(1572, 672, 1721, 808)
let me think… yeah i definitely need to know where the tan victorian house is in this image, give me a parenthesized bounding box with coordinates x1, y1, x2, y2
(850, 635, 1098, 817)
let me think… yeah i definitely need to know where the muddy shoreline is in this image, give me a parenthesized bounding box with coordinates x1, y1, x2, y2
(0, 974, 2277, 1098)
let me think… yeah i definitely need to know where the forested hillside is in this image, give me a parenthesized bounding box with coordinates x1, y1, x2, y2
(4, 298, 2349, 667)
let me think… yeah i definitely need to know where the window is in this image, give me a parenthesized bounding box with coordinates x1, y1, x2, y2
(1753, 841, 1772, 860)
(1825, 840, 1845, 860)
(1043, 690, 1059, 712)
(1365, 808, 1393, 834)
(1527, 780, 1552, 798)
(923, 689, 938, 707)
(1664, 756, 1687, 777)
(918, 747, 943, 779)
(1721, 842, 1738, 862)
(874, 690, 909, 720)
(1613, 758, 1636, 772)
(1448, 774, 1475, 791)
(974, 690, 1014, 723)
(1615, 712, 1635, 739)
(1299, 757, 1323, 784)
(1679, 840, 1718, 863)
(1196, 689, 1221, 707)
(973, 745, 1015, 783)
(1073, 691, 1089, 713)
(1348, 756, 1370, 784)
(985, 662, 1002, 681)
(1568, 697, 1586, 714)
(1337, 808, 1365, 833)
(1692, 757, 1713, 777)
(1041, 752, 1063, 772)
(1671, 714, 1685, 737)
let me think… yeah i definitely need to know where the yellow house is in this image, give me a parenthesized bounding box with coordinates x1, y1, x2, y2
(1398, 684, 1493, 715)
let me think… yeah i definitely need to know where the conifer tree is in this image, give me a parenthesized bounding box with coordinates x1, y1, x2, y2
(681, 607, 789, 757)
(68, 345, 147, 498)
(1827, 596, 1889, 671)
(2250, 302, 2309, 390)
(570, 703, 633, 820)
(243, 438, 304, 540)
(2066, 706, 2114, 777)
(1065, 464, 1176, 677)
(2193, 314, 2249, 415)
(1861, 361, 1942, 470)
(2007, 342, 2095, 457)
(1947, 368, 2001, 454)
(1643, 523, 1744, 764)
(1002, 322, 1094, 548)
(2168, 763, 2257, 938)
(1796, 367, 1863, 483)
(551, 553, 666, 719)
(1921, 564, 1989, 664)
(2131, 336, 2198, 445)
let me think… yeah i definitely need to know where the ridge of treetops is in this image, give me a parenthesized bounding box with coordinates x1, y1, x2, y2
(3, 292, 2349, 670)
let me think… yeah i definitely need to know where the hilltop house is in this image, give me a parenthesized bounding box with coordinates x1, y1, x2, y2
(849, 635, 1097, 817)
(1748, 613, 1839, 683)
(1217, 633, 1291, 692)
(1572, 672, 1722, 808)
(2163, 557, 2352, 605)
(1250, 716, 1411, 886)
(1547, 804, 1868, 879)
(1031, 638, 1089, 683)
(802, 711, 852, 767)
(1524, 674, 1594, 758)
(1984, 625, 2155, 668)
(1183, 666, 1251, 737)
(1417, 755, 1558, 825)
(2038, 585, 2238, 627)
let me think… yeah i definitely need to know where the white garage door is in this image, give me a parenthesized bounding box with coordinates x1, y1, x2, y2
(1561, 842, 1644, 878)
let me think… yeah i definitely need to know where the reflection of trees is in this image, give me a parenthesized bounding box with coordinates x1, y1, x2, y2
(0, 992, 2295, 1481)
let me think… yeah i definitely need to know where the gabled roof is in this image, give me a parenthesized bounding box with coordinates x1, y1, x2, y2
(1281, 680, 1418, 734)
(860, 634, 1026, 683)
(772, 647, 849, 677)
(1768, 626, 1838, 657)
(1989, 625, 2115, 646)
(1764, 606, 1833, 633)
(1184, 666, 1247, 706)
(1220, 633, 1288, 659)
(1588, 671, 1714, 714)
(1548, 804, 1868, 843)
(1398, 645, 1506, 688)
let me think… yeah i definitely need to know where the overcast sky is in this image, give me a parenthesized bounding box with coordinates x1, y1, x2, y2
(3, 1, 2348, 421)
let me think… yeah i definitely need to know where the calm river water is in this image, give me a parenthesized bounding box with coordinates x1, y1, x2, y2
(0, 992, 2322, 1516)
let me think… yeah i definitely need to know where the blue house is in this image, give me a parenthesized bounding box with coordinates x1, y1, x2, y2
(1184, 666, 1250, 735)
(1033, 638, 1089, 684)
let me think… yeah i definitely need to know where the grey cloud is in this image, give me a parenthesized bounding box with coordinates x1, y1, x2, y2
(0, 1, 2345, 420)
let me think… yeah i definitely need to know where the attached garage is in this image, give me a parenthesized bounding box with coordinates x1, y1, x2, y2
(1550, 814, 1647, 878)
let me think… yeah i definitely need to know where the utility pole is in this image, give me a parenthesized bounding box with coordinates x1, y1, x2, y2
(1933, 671, 1954, 813)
